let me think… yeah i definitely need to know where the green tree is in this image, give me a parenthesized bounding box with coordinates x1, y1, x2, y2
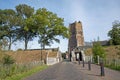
(25, 8, 69, 60)
(0, 9, 5, 39)
(15, 4, 35, 50)
(92, 40, 106, 63)
(0, 9, 18, 50)
(35, 8, 69, 49)
(26, 8, 69, 49)
(108, 20, 120, 45)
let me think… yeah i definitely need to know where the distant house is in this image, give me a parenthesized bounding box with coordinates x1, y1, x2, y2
(84, 42, 93, 46)
(93, 40, 109, 46)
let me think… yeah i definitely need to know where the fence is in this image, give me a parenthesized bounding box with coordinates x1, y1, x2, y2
(0, 61, 44, 79)
(104, 58, 120, 69)
(85, 56, 93, 63)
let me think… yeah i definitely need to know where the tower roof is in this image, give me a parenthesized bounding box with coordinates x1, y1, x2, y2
(70, 21, 81, 25)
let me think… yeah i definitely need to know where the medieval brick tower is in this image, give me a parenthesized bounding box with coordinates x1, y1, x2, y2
(68, 21, 84, 53)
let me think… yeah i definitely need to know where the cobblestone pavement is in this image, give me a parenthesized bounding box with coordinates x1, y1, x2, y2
(74, 61, 120, 80)
(23, 61, 120, 80)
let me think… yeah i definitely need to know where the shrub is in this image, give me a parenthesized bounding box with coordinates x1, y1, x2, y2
(3, 54, 15, 65)
(17, 48, 23, 51)
(92, 41, 106, 63)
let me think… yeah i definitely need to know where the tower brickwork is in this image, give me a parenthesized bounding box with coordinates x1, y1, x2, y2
(68, 21, 84, 52)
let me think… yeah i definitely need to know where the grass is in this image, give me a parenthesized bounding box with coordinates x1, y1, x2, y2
(105, 64, 120, 71)
(5, 65, 48, 80)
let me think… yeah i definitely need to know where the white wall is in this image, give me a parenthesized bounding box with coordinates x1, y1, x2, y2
(47, 57, 58, 65)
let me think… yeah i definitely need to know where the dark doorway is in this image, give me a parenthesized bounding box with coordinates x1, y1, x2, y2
(75, 52, 82, 61)
(79, 52, 82, 61)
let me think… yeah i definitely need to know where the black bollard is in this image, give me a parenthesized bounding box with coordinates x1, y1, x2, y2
(78, 58, 80, 65)
(100, 61, 105, 76)
(83, 60, 85, 67)
(88, 61, 91, 70)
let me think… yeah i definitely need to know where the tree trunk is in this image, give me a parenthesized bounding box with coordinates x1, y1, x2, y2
(24, 38, 28, 50)
(8, 43, 11, 50)
(41, 43, 43, 61)
(43, 44, 45, 49)
(8, 37, 12, 50)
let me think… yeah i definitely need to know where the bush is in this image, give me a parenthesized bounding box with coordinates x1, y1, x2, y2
(3, 54, 15, 65)
(17, 48, 23, 51)
(92, 41, 106, 63)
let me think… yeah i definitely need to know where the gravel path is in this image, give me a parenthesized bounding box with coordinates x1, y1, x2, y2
(23, 61, 120, 80)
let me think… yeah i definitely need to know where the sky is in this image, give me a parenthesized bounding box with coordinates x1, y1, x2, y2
(0, 0, 120, 52)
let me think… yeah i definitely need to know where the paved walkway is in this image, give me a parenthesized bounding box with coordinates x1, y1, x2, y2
(73, 61, 120, 80)
(23, 61, 120, 80)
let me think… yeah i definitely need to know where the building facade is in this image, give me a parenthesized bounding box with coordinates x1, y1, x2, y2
(68, 21, 84, 52)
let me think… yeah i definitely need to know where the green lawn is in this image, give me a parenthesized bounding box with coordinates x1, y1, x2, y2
(5, 65, 48, 80)
(105, 65, 120, 71)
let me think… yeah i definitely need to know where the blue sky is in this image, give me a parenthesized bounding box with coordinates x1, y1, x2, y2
(0, 0, 120, 52)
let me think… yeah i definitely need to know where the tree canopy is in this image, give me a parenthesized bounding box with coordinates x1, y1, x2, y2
(0, 4, 69, 50)
(108, 20, 120, 45)
(26, 8, 69, 49)
(15, 4, 35, 50)
(0, 9, 18, 50)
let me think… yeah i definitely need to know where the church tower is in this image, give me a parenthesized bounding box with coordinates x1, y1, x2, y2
(68, 21, 84, 53)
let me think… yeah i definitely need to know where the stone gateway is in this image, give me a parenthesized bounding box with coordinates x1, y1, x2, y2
(68, 21, 85, 61)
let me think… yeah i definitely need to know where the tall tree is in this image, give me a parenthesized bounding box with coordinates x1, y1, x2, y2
(34, 8, 69, 49)
(25, 8, 69, 60)
(108, 20, 120, 45)
(0, 9, 17, 50)
(0, 9, 5, 39)
(36, 8, 68, 49)
(15, 4, 35, 50)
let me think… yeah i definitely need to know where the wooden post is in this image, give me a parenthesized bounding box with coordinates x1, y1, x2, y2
(97, 55, 99, 64)
(100, 61, 105, 76)
(90, 56, 93, 63)
(83, 60, 85, 67)
(78, 58, 80, 65)
(88, 61, 91, 70)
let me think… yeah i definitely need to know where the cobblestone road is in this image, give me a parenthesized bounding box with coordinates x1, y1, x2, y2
(23, 61, 120, 80)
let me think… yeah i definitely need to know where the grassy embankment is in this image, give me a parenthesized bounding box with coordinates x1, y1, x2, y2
(5, 65, 48, 80)
(85, 45, 120, 71)
(0, 50, 48, 80)
(104, 45, 120, 71)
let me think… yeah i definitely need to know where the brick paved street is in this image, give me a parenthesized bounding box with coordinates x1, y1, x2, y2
(23, 61, 120, 80)
(74, 61, 120, 80)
